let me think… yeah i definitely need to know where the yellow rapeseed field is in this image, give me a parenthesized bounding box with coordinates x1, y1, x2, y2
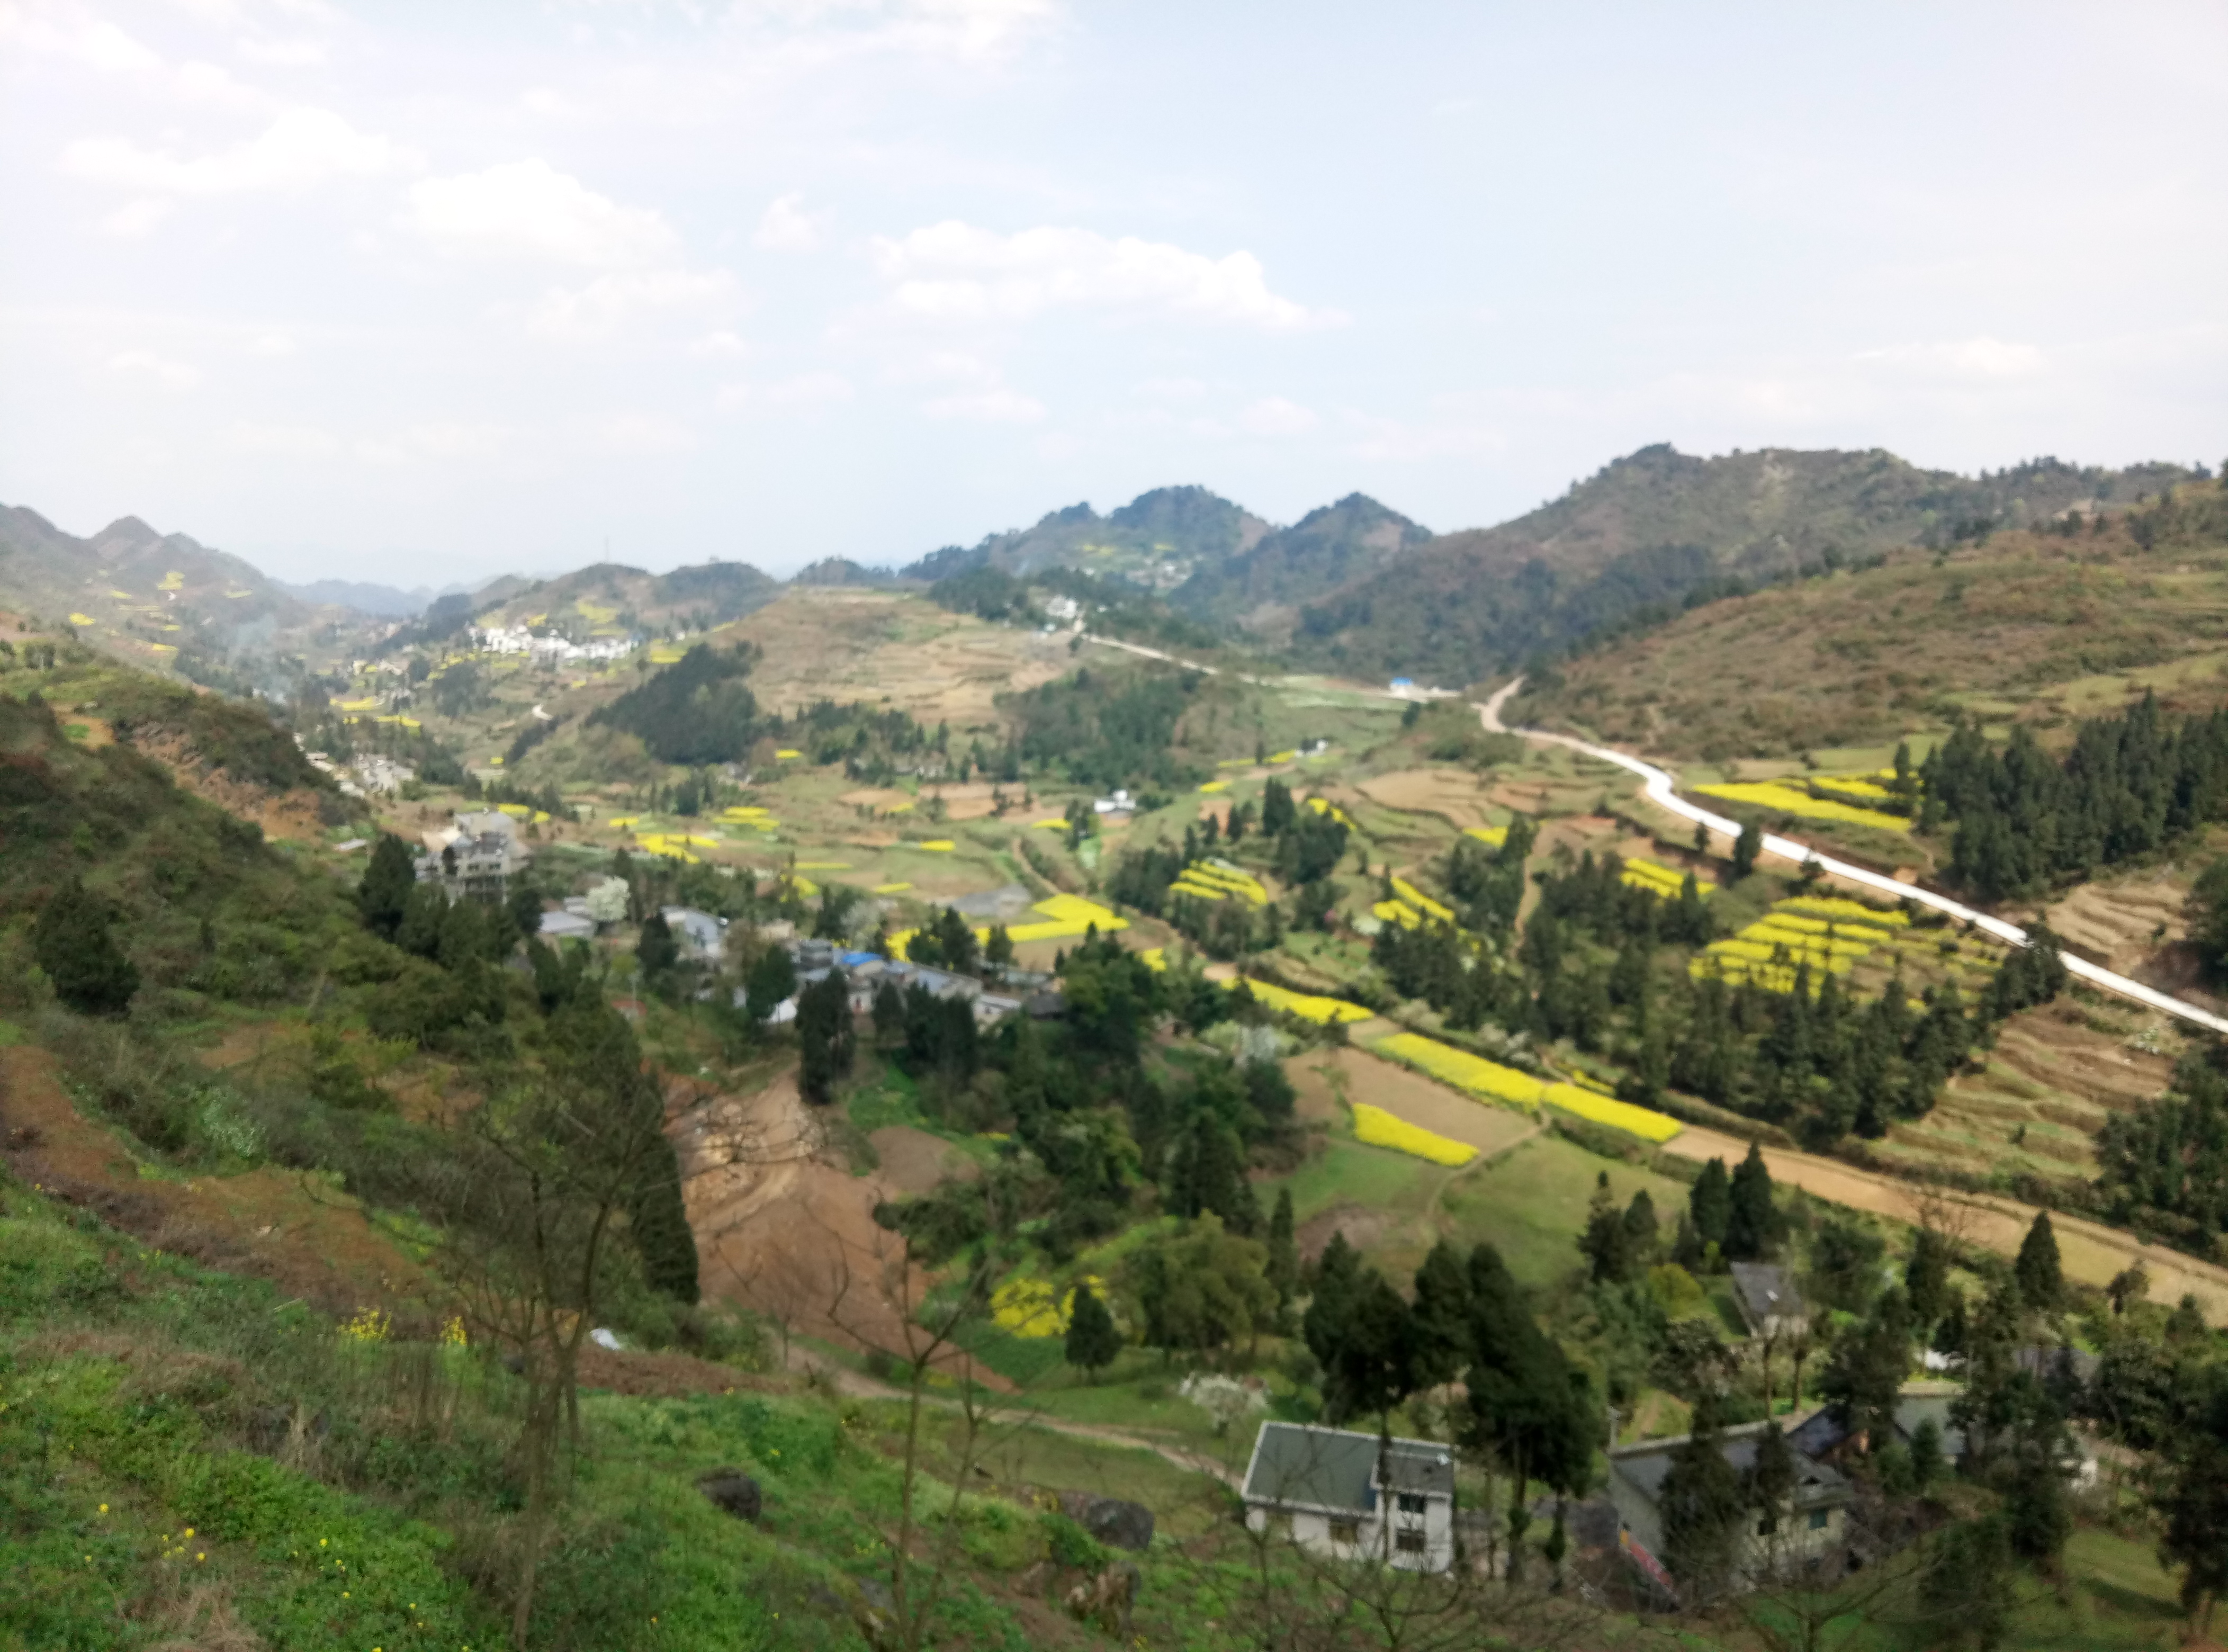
(1351, 1102, 1477, 1165)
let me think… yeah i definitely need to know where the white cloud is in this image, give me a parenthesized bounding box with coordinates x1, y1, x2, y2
(101, 198, 175, 237)
(1855, 336, 2046, 379)
(693, 329, 750, 357)
(526, 268, 739, 339)
(236, 37, 327, 67)
(1237, 396, 1317, 436)
(755, 192, 828, 253)
(870, 221, 1343, 330)
(62, 107, 410, 196)
(596, 411, 697, 454)
(717, 372, 855, 411)
(1135, 375, 1207, 400)
(405, 160, 679, 267)
(924, 387, 1045, 423)
(248, 331, 295, 356)
(107, 349, 200, 388)
(226, 419, 340, 457)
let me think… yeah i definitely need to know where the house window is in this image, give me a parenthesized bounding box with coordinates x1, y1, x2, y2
(1808, 1510, 1830, 1531)
(1329, 1519, 1360, 1546)
(1396, 1529, 1427, 1555)
(1397, 1493, 1428, 1515)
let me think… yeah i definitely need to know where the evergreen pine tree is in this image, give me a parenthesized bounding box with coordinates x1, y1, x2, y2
(1409, 1238, 1474, 1386)
(1724, 1142, 1781, 1261)
(396, 880, 447, 960)
(1578, 1172, 1632, 1283)
(1064, 1282, 1122, 1383)
(1745, 1420, 1798, 1537)
(636, 911, 680, 982)
(796, 969, 854, 1104)
(1689, 1156, 1732, 1257)
(1658, 1395, 1747, 1598)
(2015, 1210, 2063, 1310)
(1906, 1228, 1953, 1329)
(1731, 819, 1764, 881)
(33, 877, 139, 1017)
(1264, 1187, 1299, 1329)
(748, 945, 799, 1022)
(358, 833, 418, 940)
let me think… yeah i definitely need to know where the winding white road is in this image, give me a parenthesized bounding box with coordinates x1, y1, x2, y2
(1477, 679, 2228, 1037)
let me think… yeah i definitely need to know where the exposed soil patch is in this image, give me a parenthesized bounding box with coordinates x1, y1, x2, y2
(1295, 1202, 1397, 1263)
(870, 1125, 981, 1197)
(672, 1066, 1008, 1386)
(0, 1045, 426, 1313)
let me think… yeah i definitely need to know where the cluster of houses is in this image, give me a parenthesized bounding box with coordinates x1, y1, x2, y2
(526, 878, 1064, 1032)
(760, 936, 1062, 1029)
(470, 624, 639, 664)
(1239, 1261, 2097, 1596)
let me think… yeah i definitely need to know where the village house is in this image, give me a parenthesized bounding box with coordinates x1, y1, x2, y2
(416, 809, 531, 900)
(1607, 1418, 1853, 1591)
(1240, 1423, 1458, 1574)
(1729, 1262, 1810, 1341)
(659, 906, 727, 964)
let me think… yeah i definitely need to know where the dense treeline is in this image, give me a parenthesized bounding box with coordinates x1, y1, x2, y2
(1007, 664, 1206, 789)
(1104, 779, 1346, 957)
(1371, 832, 2061, 1150)
(2097, 1048, 2228, 1258)
(587, 642, 766, 764)
(870, 934, 1299, 1265)
(1927, 693, 2228, 901)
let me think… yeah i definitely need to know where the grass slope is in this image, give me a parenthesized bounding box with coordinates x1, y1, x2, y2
(1296, 445, 2199, 687)
(1507, 483, 2228, 762)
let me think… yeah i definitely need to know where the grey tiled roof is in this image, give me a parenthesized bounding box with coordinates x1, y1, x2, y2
(1242, 1423, 1454, 1515)
(1610, 1421, 1849, 1512)
(1729, 1262, 1806, 1327)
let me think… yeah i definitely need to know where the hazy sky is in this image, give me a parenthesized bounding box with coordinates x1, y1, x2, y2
(3, 2, 2223, 587)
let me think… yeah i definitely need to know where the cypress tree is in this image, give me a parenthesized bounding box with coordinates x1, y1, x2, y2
(1906, 1228, 1953, 1329)
(2015, 1211, 2063, 1310)
(1725, 1143, 1780, 1261)
(396, 881, 447, 960)
(1409, 1238, 1474, 1386)
(1689, 1156, 1732, 1256)
(1064, 1282, 1122, 1383)
(33, 877, 139, 1017)
(1731, 819, 1763, 881)
(1658, 1395, 1746, 1597)
(1264, 1187, 1299, 1327)
(637, 911, 680, 981)
(796, 969, 854, 1104)
(358, 833, 418, 940)
(748, 945, 799, 1022)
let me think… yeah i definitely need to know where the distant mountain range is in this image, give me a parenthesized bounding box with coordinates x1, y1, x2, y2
(0, 505, 322, 676)
(5, 444, 2203, 688)
(899, 483, 1433, 640)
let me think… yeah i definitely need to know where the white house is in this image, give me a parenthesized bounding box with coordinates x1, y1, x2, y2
(660, 906, 727, 964)
(1239, 1422, 1457, 1574)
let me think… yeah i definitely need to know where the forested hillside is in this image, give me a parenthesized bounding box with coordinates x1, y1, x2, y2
(1505, 477, 2228, 762)
(1295, 445, 2202, 686)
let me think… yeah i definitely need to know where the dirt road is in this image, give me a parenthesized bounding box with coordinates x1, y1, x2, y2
(1661, 1125, 2228, 1321)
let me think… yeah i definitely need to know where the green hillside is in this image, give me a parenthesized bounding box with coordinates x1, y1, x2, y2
(1293, 445, 2202, 687)
(1172, 493, 1431, 637)
(1506, 477, 2228, 762)
(0, 504, 367, 684)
